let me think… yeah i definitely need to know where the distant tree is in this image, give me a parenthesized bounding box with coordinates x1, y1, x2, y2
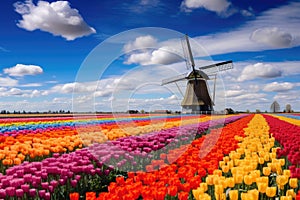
(246, 109, 250, 113)
(1, 110, 6, 114)
(225, 108, 234, 114)
(265, 110, 268, 113)
(256, 109, 261, 113)
(140, 110, 145, 114)
(270, 101, 280, 113)
(22, 110, 26, 114)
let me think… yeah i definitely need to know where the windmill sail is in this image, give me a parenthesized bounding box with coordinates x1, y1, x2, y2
(200, 60, 233, 75)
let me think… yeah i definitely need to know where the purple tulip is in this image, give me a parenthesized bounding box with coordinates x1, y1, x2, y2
(70, 179, 77, 187)
(45, 192, 51, 200)
(24, 174, 32, 182)
(21, 184, 30, 193)
(16, 169, 24, 177)
(0, 189, 6, 198)
(67, 171, 74, 178)
(16, 189, 24, 197)
(41, 182, 49, 190)
(38, 190, 46, 198)
(1, 178, 10, 187)
(104, 169, 110, 176)
(59, 179, 66, 185)
(6, 187, 15, 197)
(48, 185, 54, 193)
(41, 172, 48, 179)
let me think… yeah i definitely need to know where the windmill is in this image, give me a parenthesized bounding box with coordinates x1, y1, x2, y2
(161, 34, 233, 113)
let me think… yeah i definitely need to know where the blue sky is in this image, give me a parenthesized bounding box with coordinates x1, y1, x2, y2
(0, 0, 299, 112)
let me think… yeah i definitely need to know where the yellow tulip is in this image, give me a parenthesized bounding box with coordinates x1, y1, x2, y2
(263, 167, 271, 176)
(222, 165, 229, 173)
(229, 190, 238, 200)
(286, 189, 295, 198)
(214, 184, 223, 195)
(283, 170, 290, 177)
(200, 183, 208, 192)
(244, 175, 253, 185)
(266, 187, 276, 197)
(280, 196, 292, 200)
(199, 193, 212, 200)
(213, 169, 222, 176)
(226, 177, 235, 188)
(206, 175, 214, 186)
(248, 189, 259, 200)
(241, 193, 254, 200)
(279, 158, 285, 166)
(219, 161, 225, 168)
(234, 174, 243, 184)
(258, 157, 264, 164)
(223, 156, 230, 163)
(276, 175, 288, 186)
(264, 154, 270, 162)
(289, 178, 298, 188)
(257, 182, 267, 193)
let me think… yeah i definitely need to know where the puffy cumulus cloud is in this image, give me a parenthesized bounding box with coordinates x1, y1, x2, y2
(123, 35, 184, 66)
(263, 82, 294, 92)
(250, 27, 293, 48)
(14, 0, 96, 40)
(125, 48, 182, 65)
(3, 64, 43, 77)
(238, 63, 282, 81)
(0, 77, 18, 87)
(181, 0, 233, 17)
(123, 35, 158, 52)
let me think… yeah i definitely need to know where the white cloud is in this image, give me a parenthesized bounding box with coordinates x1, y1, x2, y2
(20, 83, 43, 87)
(191, 2, 300, 55)
(238, 63, 282, 81)
(123, 35, 158, 52)
(225, 89, 245, 97)
(14, 0, 96, 40)
(123, 35, 184, 66)
(250, 27, 293, 48)
(0, 77, 18, 87)
(263, 82, 294, 92)
(4, 64, 43, 77)
(181, 0, 233, 17)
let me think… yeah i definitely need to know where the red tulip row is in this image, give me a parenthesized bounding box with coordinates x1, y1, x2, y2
(263, 114, 300, 179)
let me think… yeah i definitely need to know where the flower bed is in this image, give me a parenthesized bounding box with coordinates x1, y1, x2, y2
(263, 114, 300, 179)
(78, 115, 253, 200)
(193, 114, 299, 200)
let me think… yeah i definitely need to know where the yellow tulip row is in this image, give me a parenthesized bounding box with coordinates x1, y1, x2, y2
(192, 114, 298, 200)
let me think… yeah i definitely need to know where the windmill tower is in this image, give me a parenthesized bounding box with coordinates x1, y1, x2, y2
(161, 35, 233, 113)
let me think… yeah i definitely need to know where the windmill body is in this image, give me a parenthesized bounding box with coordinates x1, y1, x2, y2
(161, 35, 233, 113)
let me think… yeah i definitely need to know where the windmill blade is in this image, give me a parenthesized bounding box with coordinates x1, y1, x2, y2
(199, 60, 233, 75)
(181, 35, 194, 70)
(161, 72, 188, 85)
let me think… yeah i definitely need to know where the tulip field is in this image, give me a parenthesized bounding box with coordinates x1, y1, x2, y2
(0, 114, 299, 200)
